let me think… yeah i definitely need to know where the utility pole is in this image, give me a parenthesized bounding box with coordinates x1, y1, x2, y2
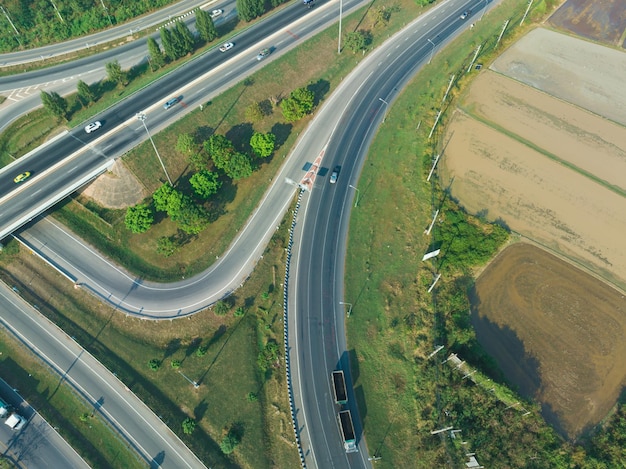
(496, 20, 510, 48)
(136, 113, 173, 185)
(520, 0, 534, 26)
(100, 0, 113, 27)
(339, 301, 352, 317)
(49, 0, 65, 22)
(442, 75, 455, 103)
(337, 0, 343, 53)
(467, 45, 482, 73)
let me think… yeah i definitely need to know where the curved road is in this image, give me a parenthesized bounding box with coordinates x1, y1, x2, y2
(5, 0, 494, 467)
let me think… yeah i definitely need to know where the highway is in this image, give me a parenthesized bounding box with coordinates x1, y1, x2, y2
(0, 0, 210, 66)
(1, 0, 494, 466)
(0, 0, 372, 240)
(0, 378, 89, 468)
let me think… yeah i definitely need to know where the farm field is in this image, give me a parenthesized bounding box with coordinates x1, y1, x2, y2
(549, 0, 626, 48)
(471, 243, 626, 439)
(441, 26, 626, 439)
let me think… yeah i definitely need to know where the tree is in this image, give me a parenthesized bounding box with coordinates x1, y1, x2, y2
(169, 26, 186, 59)
(196, 345, 208, 357)
(220, 429, 241, 454)
(250, 132, 276, 158)
(195, 8, 217, 42)
(156, 237, 177, 257)
(225, 152, 253, 180)
(124, 204, 154, 233)
(148, 359, 161, 371)
(153, 184, 184, 217)
(175, 21, 195, 55)
(77, 80, 94, 104)
(204, 134, 235, 170)
(214, 300, 230, 316)
(344, 30, 372, 53)
(190, 170, 221, 198)
(182, 418, 196, 435)
(40, 90, 68, 120)
(160, 28, 177, 61)
(280, 87, 315, 122)
(190, 151, 210, 171)
(147, 37, 166, 69)
(171, 359, 181, 369)
(176, 133, 196, 155)
(105, 60, 126, 86)
(245, 102, 264, 123)
(173, 201, 210, 234)
(237, 0, 264, 22)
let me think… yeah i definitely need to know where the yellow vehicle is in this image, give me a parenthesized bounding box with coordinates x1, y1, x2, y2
(13, 171, 31, 183)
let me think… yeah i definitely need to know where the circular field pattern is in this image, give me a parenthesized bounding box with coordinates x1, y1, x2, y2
(471, 243, 626, 439)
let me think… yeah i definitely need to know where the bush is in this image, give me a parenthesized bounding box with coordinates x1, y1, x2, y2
(171, 359, 181, 369)
(182, 417, 196, 435)
(214, 300, 231, 316)
(148, 359, 161, 371)
(196, 346, 208, 357)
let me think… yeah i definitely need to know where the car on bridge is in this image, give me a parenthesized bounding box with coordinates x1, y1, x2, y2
(13, 172, 31, 184)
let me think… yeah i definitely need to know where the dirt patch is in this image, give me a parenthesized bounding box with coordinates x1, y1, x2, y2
(549, 0, 626, 47)
(471, 242, 626, 439)
(79, 159, 146, 208)
(490, 28, 626, 126)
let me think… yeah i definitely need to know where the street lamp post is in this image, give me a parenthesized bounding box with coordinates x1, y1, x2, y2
(178, 370, 200, 389)
(349, 184, 360, 207)
(136, 113, 173, 185)
(339, 301, 353, 317)
(378, 97, 389, 123)
(427, 38, 436, 64)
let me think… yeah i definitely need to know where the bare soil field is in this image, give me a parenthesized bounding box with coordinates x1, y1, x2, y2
(471, 243, 626, 439)
(442, 26, 626, 438)
(549, 0, 626, 48)
(490, 28, 626, 126)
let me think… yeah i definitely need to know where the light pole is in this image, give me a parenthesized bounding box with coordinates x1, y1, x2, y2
(480, 0, 488, 21)
(349, 184, 360, 207)
(136, 113, 173, 185)
(178, 370, 200, 389)
(337, 0, 343, 53)
(339, 301, 353, 317)
(427, 38, 436, 64)
(378, 97, 389, 123)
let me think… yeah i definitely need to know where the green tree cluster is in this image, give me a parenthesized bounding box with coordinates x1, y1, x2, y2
(105, 60, 126, 86)
(153, 184, 209, 234)
(344, 30, 373, 53)
(190, 170, 221, 199)
(182, 417, 196, 435)
(220, 427, 242, 454)
(40, 90, 68, 120)
(124, 204, 154, 233)
(280, 87, 315, 122)
(236, 0, 265, 22)
(160, 21, 195, 61)
(203, 135, 253, 180)
(195, 8, 218, 42)
(257, 341, 279, 372)
(250, 132, 276, 158)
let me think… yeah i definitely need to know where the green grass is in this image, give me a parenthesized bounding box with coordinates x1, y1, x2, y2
(343, 0, 570, 466)
(0, 327, 144, 469)
(0, 200, 299, 468)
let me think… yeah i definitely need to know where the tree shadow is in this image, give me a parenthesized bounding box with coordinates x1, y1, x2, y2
(226, 122, 254, 154)
(127, 61, 149, 82)
(307, 79, 330, 107)
(195, 125, 215, 144)
(163, 338, 182, 360)
(270, 122, 292, 149)
(259, 99, 273, 117)
(194, 399, 209, 421)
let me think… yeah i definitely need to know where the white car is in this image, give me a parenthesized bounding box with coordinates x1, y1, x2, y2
(5, 413, 26, 431)
(210, 9, 223, 19)
(219, 42, 234, 53)
(84, 121, 102, 134)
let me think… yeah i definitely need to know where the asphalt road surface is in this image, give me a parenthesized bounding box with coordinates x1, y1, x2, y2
(0, 0, 211, 66)
(0, 283, 206, 469)
(0, 378, 89, 469)
(2, 0, 494, 466)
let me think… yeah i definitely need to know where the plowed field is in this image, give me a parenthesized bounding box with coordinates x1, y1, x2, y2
(471, 243, 626, 439)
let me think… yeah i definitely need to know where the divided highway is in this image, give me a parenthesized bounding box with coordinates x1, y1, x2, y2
(1, 0, 495, 467)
